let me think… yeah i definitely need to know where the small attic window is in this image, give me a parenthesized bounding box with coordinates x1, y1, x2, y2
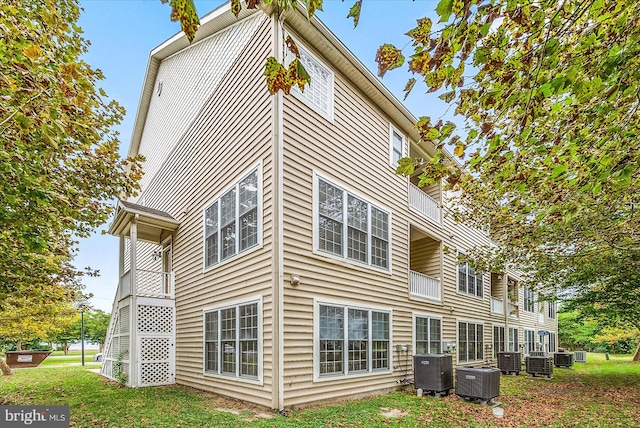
(287, 39, 334, 121)
(156, 81, 163, 96)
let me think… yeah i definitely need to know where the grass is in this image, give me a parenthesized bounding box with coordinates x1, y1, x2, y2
(1, 353, 639, 427)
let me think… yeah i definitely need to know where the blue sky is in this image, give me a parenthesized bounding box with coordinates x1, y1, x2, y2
(75, 0, 447, 311)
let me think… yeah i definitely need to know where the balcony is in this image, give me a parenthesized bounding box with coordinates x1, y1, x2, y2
(508, 302, 519, 318)
(490, 297, 504, 315)
(118, 269, 174, 300)
(137, 269, 174, 298)
(409, 270, 441, 301)
(409, 182, 441, 224)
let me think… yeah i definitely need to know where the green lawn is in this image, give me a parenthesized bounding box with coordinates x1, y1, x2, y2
(1, 353, 639, 427)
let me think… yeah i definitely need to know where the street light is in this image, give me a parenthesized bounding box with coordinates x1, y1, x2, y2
(79, 304, 87, 367)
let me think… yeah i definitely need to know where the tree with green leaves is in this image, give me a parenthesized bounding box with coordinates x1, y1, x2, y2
(0, 292, 78, 352)
(84, 309, 111, 352)
(557, 310, 598, 352)
(0, 0, 142, 374)
(49, 315, 82, 355)
(592, 326, 639, 355)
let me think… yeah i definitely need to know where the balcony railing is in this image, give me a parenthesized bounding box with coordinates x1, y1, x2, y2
(409, 270, 441, 301)
(136, 269, 174, 298)
(508, 302, 519, 318)
(490, 297, 504, 315)
(409, 183, 441, 224)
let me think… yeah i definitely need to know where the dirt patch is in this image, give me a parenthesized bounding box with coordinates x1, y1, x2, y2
(379, 407, 407, 418)
(214, 408, 273, 420)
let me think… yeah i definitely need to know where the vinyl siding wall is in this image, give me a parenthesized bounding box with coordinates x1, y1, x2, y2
(278, 27, 498, 406)
(278, 25, 556, 406)
(281, 49, 410, 406)
(129, 14, 275, 407)
(410, 237, 440, 277)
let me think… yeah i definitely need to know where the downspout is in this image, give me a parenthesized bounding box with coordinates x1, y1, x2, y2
(271, 9, 285, 411)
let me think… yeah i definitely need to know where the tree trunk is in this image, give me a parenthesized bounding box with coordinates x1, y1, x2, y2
(0, 357, 12, 376)
(633, 343, 640, 361)
(62, 342, 70, 355)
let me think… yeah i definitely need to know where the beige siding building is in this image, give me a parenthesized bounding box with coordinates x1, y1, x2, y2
(101, 2, 558, 410)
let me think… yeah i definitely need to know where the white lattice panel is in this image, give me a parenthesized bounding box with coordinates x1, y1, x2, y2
(140, 362, 171, 386)
(119, 306, 130, 334)
(136, 13, 264, 193)
(137, 305, 174, 334)
(119, 335, 130, 357)
(140, 337, 170, 361)
(109, 336, 119, 358)
(102, 360, 112, 378)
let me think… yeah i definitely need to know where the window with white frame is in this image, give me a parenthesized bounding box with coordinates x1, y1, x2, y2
(548, 301, 557, 319)
(315, 175, 390, 270)
(523, 287, 535, 312)
(457, 255, 484, 298)
(549, 332, 557, 352)
(493, 325, 505, 357)
(204, 300, 260, 379)
(524, 329, 536, 354)
(203, 167, 260, 269)
(290, 43, 333, 119)
(389, 126, 404, 167)
(318, 303, 390, 377)
(458, 321, 484, 363)
(508, 327, 519, 352)
(415, 315, 441, 354)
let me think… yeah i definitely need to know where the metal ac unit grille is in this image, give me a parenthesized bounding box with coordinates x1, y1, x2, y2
(497, 352, 521, 375)
(554, 353, 574, 368)
(455, 366, 501, 401)
(413, 354, 453, 394)
(574, 351, 587, 363)
(529, 351, 547, 357)
(526, 356, 553, 378)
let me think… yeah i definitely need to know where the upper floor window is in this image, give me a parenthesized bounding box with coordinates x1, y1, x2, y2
(203, 165, 261, 269)
(457, 255, 483, 298)
(290, 42, 334, 120)
(204, 299, 261, 381)
(458, 320, 484, 363)
(389, 126, 405, 167)
(548, 301, 557, 319)
(314, 174, 391, 271)
(317, 303, 390, 378)
(523, 287, 535, 312)
(415, 315, 441, 354)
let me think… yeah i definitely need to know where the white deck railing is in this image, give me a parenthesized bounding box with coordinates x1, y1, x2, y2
(409, 183, 441, 224)
(490, 297, 504, 315)
(508, 302, 519, 318)
(135, 269, 174, 298)
(409, 270, 441, 301)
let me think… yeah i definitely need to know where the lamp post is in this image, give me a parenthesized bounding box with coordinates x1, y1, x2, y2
(80, 304, 87, 367)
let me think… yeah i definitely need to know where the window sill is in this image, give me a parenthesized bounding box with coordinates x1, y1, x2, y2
(313, 368, 393, 383)
(455, 290, 484, 301)
(312, 249, 392, 275)
(203, 242, 264, 273)
(203, 371, 263, 386)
